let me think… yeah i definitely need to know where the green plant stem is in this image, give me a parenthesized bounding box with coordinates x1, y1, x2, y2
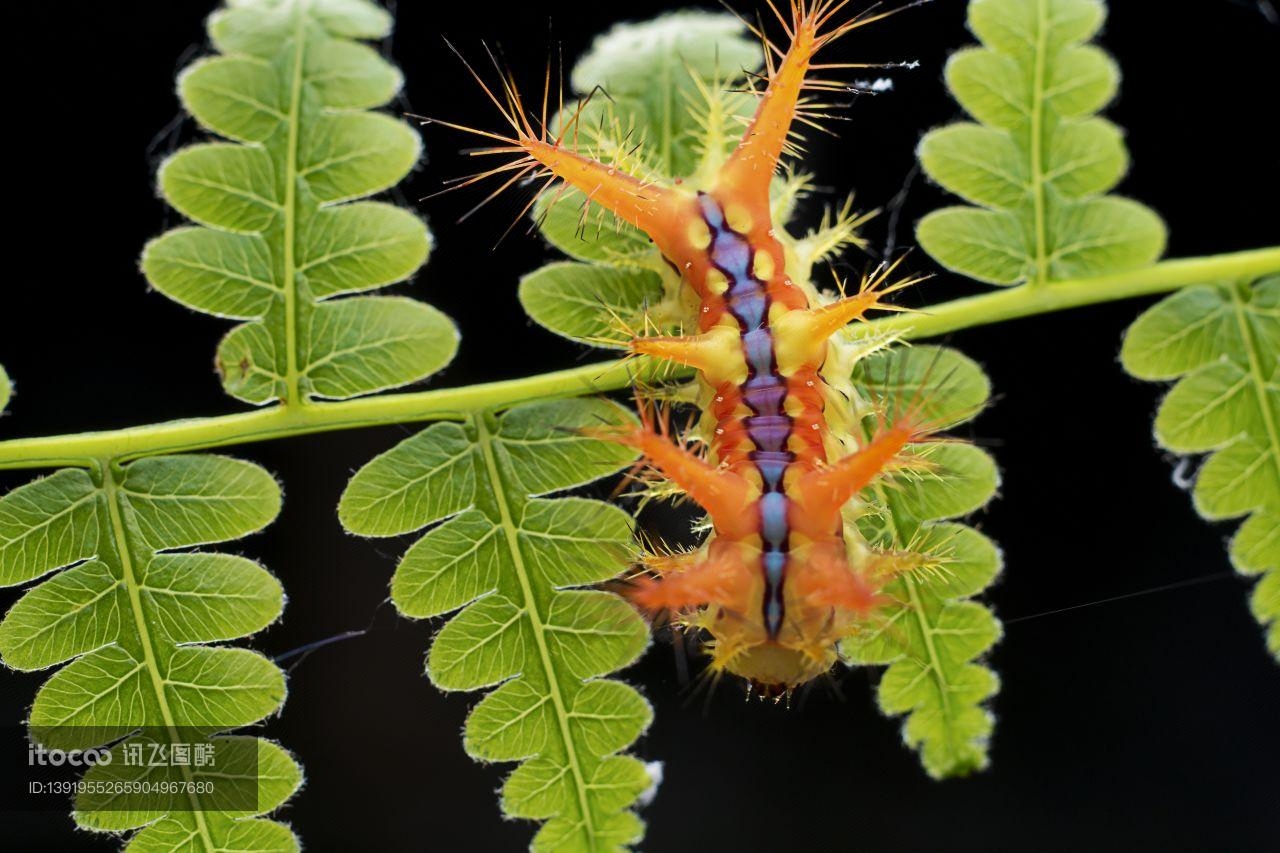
(2, 247, 1276, 470)
(867, 247, 1280, 339)
(0, 359, 665, 470)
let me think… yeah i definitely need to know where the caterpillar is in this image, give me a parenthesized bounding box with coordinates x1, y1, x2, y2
(439, 0, 933, 696)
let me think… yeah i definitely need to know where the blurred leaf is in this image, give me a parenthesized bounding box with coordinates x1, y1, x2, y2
(568, 10, 761, 179)
(144, 0, 453, 405)
(917, 0, 1165, 285)
(0, 363, 9, 413)
(1122, 277, 1280, 660)
(340, 399, 653, 850)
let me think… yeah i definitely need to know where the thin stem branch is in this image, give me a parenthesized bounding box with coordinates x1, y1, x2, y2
(1, 247, 1277, 470)
(868, 247, 1280, 339)
(0, 359, 665, 469)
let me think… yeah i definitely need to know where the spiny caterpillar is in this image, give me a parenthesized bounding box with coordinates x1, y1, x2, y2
(438, 0, 939, 695)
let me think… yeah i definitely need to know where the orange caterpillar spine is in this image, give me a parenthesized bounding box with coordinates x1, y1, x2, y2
(444, 0, 928, 692)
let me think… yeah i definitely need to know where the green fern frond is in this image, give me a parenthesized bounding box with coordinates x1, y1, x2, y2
(0, 456, 300, 849)
(1122, 276, 1280, 661)
(340, 399, 654, 851)
(143, 0, 455, 405)
(917, 0, 1166, 285)
(843, 345, 1004, 778)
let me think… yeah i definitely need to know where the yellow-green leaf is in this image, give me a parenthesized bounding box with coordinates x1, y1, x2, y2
(146, 0, 451, 404)
(1122, 277, 1280, 660)
(917, 0, 1165, 286)
(844, 345, 1004, 778)
(0, 454, 299, 843)
(340, 400, 653, 849)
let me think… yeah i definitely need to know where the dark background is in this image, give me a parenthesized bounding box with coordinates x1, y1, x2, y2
(2, 1, 1278, 851)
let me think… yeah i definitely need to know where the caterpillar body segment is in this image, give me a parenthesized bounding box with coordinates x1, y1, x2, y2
(446, 1, 932, 694)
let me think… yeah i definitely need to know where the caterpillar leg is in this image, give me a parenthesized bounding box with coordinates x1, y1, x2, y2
(791, 419, 921, 538)
(789, 543, 880, 613)
(774, 260, 925, 369)
(608, 426, 757, 540)
(630, 549, 754, 614)
(629, 327, 744, 386)
(430, 44, 698, 243)
(718, 0, 902, 208)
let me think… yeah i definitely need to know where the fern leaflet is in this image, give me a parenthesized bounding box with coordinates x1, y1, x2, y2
(917, 0, 1165, 285)
(340, 399, 654, 851)
(0, 456, 300, 849)
(144, 0, 455, 405)
(1122, 276, 1280, 660)
(843, 346, 1003, 778)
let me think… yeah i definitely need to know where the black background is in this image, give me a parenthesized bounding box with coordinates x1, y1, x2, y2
(2, 1, 1278, 851)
